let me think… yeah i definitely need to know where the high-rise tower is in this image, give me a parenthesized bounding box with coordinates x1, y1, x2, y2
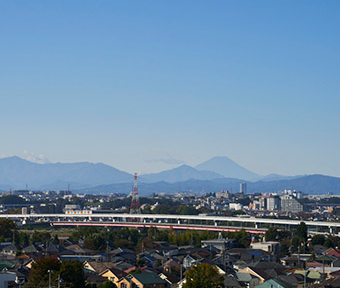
(240, 182, 247, 194)
(130, 173, 141, 214)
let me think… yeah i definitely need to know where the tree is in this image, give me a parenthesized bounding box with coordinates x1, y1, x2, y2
(28, 257, 86, 288)
(32, 231, 51, 243)
(296, 222, 307, 242)
(136, 258, 146, 267)
(83, 234, 106, 250)
(0, 195, 26, 204)
(265, 228, 279, 241)
(291, 236, 301, 248)
(27, 257, 61, 288)
(14, 231, 29, 248)
(60, 260, 85, 288)
(113, 239, 133, 249)
(325, 236, 340, 248)
(183, 264, 224, 288)
(0, 219, 16, 240)
(231, 229, 251, 248)
(53, 234, 59, 245)
(311, 234, 326, 246)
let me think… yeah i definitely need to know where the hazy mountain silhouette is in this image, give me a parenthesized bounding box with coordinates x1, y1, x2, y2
(78, 178, 243, 195)
(77, 174, 340, 195)
(195, 156, 260, 180)
(140, 164, 225, 183)
(1, 156, 339, 195)
(0, 156, 132, 189)
(259, 173, 301, 182)
(249, 174, 340, 194)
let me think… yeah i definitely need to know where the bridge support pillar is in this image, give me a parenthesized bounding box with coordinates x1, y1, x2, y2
(330, 226, 334, 235)
(214, 221, 218, 227)
(255, 223, 258, 229)
(178, 220, 180, 225)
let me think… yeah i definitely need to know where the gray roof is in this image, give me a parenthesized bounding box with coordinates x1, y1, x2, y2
(237, 272, 253, 282)
(22, 245, 38, 253)
(129, 272, 166, 285)
(224, 276, 242, 288)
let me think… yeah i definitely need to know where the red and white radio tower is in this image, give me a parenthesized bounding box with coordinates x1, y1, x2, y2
(130, 173, 141, 214)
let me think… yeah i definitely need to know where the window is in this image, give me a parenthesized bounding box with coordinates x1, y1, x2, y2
(121, 283, 128, 288)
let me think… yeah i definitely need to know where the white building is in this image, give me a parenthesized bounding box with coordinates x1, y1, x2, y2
(250, 241, 281, 255)
(229, 203, 243, 210)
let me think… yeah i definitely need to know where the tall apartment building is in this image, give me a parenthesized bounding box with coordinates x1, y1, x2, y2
(240, 182, 247, 194)
(267, 196, 281, 211)
(216, 190, 230, 199)
(281, 195, 303, 212)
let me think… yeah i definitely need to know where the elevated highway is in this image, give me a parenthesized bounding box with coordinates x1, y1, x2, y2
(51, 221, 267, 234)
(0, 213, 339, 234)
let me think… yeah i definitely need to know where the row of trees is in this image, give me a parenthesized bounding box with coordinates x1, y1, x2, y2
(70, 226, 252, 252)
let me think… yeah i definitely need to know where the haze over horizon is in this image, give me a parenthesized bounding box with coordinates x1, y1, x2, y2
(1, 1, 340, 177)
(0, 153, 332, 179)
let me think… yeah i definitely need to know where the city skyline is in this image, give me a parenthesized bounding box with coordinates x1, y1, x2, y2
(1, 1, 340, 176)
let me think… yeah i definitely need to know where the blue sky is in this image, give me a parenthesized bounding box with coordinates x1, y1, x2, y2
(1, 1, 340, 176)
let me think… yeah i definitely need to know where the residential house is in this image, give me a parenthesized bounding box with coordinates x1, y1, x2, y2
(183, 254, 203, 269)
(0, 271, 17, 288)
(117, 272, 167, 288)
(236, 272, 261, 288)
(84, 261, 117, 274)
(100, 267, 127, 286)
(22, 245, 38, 254)
(238, 267, 270, 284)
(1, 245, 17, 256)
(158, 272, 181, 288)
(250, 242, 281, 256)
(85, 273, 107, 287)
(224, 275, 242, 288)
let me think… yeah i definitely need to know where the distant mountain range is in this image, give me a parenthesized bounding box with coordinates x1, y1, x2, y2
(0, 156, 132, 189)
(76, 174, 340, 196)
(140, 164, 225, 183)
(0, 156, 339, 195)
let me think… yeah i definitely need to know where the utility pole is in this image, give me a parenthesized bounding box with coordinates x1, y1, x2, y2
(180, 264, 183, 281)
(48, 270, 51, 288)
(106, 240, 109, 261)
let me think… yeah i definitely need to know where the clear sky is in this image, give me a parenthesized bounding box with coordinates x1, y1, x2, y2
(1, 1, 340, 176)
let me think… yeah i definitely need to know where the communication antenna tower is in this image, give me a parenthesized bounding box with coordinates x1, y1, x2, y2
(130, 173, 141, 214)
